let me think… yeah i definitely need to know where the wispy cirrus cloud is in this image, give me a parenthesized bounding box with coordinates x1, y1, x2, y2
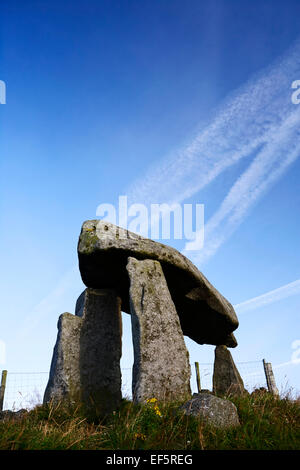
(127, 38, 300, 208)
(234, 279, 300, 314)
(126, 38, 300, 267)
(19, 38, 300, 339)
(183, 106, 300, 261)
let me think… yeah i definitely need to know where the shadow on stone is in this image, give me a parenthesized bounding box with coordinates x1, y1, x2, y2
(43, 289, 123, 421)
(78, 288, 122, 421)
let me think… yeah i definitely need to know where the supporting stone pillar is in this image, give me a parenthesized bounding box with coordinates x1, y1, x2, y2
(43, 312, 83, 405)
(77, 288, 122, 418)
(126, 257, 191, 403)
(212, 345, 245, 397)
(43, 289, 122, 419)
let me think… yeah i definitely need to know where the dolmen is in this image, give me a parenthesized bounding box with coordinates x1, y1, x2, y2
(44, 220, 241, 419)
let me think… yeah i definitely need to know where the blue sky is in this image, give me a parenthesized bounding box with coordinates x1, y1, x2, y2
(1, 0, 300, 402)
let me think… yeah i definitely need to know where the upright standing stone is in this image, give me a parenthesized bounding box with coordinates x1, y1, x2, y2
(126, 256, 191, 403)
(212, 345, 245, 397)
(77, 288, 122, 418)
(43, 312, 83, 405)
(44, 289, 122, 419)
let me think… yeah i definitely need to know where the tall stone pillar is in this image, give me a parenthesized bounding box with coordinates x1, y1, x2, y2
(126, 257, 191, 403)
(43, 288, 122, 419)
(212, 345, 245, 397)
(43, 312, 83, 405)
(77, 288, 122, 418)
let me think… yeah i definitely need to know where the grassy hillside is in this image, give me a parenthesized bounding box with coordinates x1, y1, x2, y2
(0, 391, 299, 450)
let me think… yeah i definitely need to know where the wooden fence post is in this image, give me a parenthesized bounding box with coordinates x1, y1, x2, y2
(194, 362, 201, 393)
(0, 370, 7, 411)
(263, 359, 279, 396)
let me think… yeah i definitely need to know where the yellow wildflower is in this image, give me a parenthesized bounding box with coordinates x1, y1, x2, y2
(146, 397, 163, 417)
(147, 397, 157, 404)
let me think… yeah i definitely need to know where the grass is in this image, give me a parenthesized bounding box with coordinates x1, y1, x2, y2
(0, 391, 299, 450)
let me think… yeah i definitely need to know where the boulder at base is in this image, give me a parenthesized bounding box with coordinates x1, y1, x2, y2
(180, 392, 240, 428)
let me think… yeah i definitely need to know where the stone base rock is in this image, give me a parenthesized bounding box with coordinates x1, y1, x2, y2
(180, 393, 240, 428)
(213, 345, 245, 397)
(43, 289, 122, 419)
(127, 257, 191, 403)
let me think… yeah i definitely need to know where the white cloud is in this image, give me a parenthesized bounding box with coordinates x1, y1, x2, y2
(127, 38, 300, 208)
(234, 279, 300, 314)
(20, 39, 300, 342)
(125, 38, 300, 267)
(184, 107, 300, 262)
(273, 360, 300, 369)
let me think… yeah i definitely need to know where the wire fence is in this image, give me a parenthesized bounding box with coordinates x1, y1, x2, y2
(1, 368, 135, 411)
(235, 361, 267, 391)
(191, 360, 267, 393)
(2, 372, 49, 411)
(1, 360, 268, 412)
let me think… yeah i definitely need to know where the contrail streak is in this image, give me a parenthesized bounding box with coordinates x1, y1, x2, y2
(127, 38, 300, 207)
(16, 38, 300, 341)
(234, 279, 300, 314)
(184, 106, 300, 261)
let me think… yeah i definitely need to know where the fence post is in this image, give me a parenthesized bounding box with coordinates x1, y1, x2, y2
(262, 359, 279, 396)
(0, 370, 7, 411)
(194, 362, 201, 393)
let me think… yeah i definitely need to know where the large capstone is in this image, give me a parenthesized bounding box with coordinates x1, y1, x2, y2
(78, 220, 238, 347)
(127, 257, 191, 403)
(212, 345, 246, 397)
(43, 289, 122, 418)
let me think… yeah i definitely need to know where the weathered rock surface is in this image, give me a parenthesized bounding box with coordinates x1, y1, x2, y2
(43, 312, 82, 405)
(43, 289, 122, 418)
(78, 288, 122, 418)
(212, 345, 246, 397)
(78, 220, 238, 347)
(127, 257, 191, 403)
(180, 392, 240, 428)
